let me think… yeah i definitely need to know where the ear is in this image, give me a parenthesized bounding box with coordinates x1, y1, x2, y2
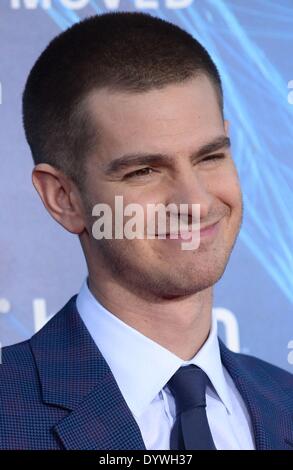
(224, 119, 230, 136)
(32, 163, 86, 234)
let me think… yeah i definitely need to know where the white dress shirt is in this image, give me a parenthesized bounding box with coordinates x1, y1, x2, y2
(76, 279, 255, 450)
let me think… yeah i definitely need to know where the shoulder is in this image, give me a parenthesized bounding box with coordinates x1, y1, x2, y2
(230, 348, 293, 393)
(0, 304, 77, 449)
(1, 339, 35, 374)
(0, 295, 79, 403)
(0, 339, 40, 393)
(0, 340, 43, 440)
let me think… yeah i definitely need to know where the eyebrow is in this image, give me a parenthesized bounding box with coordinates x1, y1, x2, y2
(103, 135, 231, 175)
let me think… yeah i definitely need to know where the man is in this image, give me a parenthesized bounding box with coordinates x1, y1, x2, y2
(1, 12, 292, 450)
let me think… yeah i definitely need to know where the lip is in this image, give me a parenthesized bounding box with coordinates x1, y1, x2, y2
(199, 220, 220, 237)
(155, 220, 221, 242)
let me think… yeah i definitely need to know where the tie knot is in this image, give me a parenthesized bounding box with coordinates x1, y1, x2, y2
(167, 365, 208, 415)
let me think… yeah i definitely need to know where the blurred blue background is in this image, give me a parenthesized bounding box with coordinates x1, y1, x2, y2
(0, 0, 292, 370)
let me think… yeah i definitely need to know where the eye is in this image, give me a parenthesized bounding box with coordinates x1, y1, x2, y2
(124, 167, 155, 179)
(200, 153, 226, 163)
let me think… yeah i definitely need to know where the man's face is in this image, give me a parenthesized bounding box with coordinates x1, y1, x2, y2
(81, 75, 243, 299)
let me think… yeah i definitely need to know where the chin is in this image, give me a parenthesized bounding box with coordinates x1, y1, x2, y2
(184, 257, 229, 287)
(150, 268, 224, 299)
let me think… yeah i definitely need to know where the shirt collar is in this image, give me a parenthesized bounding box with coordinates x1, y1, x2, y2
(76, 278, 233, 418)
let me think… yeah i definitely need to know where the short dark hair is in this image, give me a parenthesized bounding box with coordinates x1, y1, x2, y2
(22, 11, 223, 187)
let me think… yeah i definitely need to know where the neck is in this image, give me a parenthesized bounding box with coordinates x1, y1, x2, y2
(87, 274, 213, 361)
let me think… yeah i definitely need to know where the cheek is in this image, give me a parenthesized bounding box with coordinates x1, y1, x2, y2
(221, 178, 241, 209)
(207, 164, 242, 209)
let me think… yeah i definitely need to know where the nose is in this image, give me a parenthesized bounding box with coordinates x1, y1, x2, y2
(165, 168, 214, 222)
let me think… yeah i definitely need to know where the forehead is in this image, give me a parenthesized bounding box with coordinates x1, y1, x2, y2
(86, 75, 224, 159)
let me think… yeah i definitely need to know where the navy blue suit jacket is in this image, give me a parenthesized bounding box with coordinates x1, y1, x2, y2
(1, 296, 293, 450)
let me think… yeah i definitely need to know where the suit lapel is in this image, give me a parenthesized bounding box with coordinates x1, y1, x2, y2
(53, 372, 146, 450)
(30, 296, 146, 450)
(219, 340, 293, 450)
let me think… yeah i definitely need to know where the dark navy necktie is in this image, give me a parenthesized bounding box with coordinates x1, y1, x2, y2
(167, 364, 217, 450)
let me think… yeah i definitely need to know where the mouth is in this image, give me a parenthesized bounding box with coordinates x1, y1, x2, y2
(155, 220, 221, 240)
(198, 220, 221, 237)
